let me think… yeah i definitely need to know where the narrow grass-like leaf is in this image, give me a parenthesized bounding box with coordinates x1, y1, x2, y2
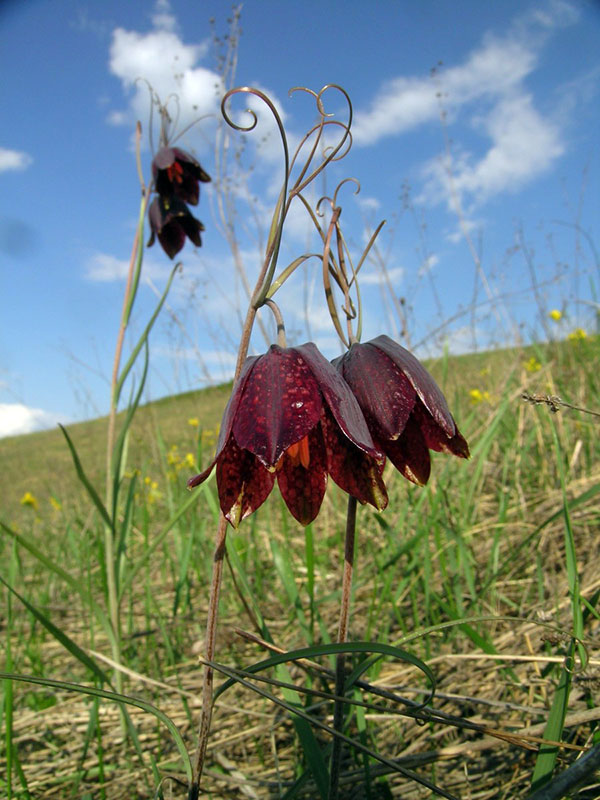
(0, 573, 110, 685)
(116, 471, 137, 593)
(530, 645, 574, 792)
(207, 660, 458, 800)
(550, 418, 585, 665)
(122, 483, 206, 595)
(227, 536, 329, 798)
(59, 424, 113, 531)
(111, 339, 149, 518)
(0, 673, 192, 786)
(116, 262, 179, 403)
(0, 521, 118, 653)
(214, 641, 435, 704)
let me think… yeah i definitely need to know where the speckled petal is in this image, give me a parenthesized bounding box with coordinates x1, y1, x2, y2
(369, 335, 456, 436)
(213, 355, 260, 453)
(321, 409, 388, 510)
(295, 342, 382, 459)
(412, 401, 470, 458)
(335, 342, 416, 440)
(276, 426, 328, 525)
(232, 345, 322, 468)
(216, 434, 275, 528)
(383, 415, 431, 486)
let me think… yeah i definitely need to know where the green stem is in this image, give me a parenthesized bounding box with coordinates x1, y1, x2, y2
(104, 125, 150, 696)
(329, 495, 357, 799)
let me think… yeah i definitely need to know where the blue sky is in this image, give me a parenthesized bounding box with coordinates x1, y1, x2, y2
(1, 0, 598, 437)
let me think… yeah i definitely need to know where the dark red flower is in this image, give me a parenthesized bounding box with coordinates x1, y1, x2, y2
(147, 195, 204, 259)
(334, 335, 469, 486)
(188, 343, 388, 527)
(152, 146, 210, 206)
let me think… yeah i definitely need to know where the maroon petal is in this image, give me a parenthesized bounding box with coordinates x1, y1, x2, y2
(383, 415, 431, 486)
(216, 435, 275, 527)
(153, 146, 210, 205)
(276, 426, 328, 525)
(335, 342, 416, 440)
(147, 195, 204, 258)
(232, 345, 322, 467)
(187, 459, 216, 489)
(370, 335, 456, 437)
(412, 401, 470, 458)
(321, 409, 388, 510)
(214, 355, 261, 457)
(294, 342, 382, 459)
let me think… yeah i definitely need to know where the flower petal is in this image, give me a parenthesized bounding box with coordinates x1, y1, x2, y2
(277, 426, 328, 525)
(412, 401, 470, 458)
(216, 435, 275, 527)
(369, 335, 456, 436)
(147, 195, 204, 258)
(295, 342, 382, 459)
(335, 342, 416, 440)
(232, 345, 322, 467)
(153, 146, 210, 205)
(382, 415, 431, 486)
(321, 409, 388, 510)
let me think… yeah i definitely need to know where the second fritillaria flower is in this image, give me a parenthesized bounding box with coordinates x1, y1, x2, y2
(147, 195, 205, 259)
(187, 343, 388, 527)
(334, 335, 469, 486)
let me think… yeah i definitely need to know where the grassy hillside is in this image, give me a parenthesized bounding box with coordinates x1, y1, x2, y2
(1, 334, 600, 799)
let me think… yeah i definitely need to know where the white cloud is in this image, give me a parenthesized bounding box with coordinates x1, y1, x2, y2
(85, 252, 172, 282)
(359, 265, 404, 286)
(352, 2, 576, 211)
(421, 92, 564, 210)
(108, 1, 222, 140)
(0, 404, 67, 438)
(0, 147, 33, 172)
(356, 195, 381, 211)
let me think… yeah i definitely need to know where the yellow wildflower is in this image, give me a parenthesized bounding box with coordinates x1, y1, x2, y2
(49, 496, 62, 512)
(549, 309, 562, 321)
(568, 328, 587, 341)
(469, 389, 491, 404)
(20, 491, 38, 510)
(184, 452, 196, 468)
(188, 417, 200, 427)
(523, 357, 542, 372)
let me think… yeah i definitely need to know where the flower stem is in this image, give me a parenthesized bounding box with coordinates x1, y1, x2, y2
(189, 514, 228, 796)
(329, 494, 357, 799)
(104, 146, 149, 700)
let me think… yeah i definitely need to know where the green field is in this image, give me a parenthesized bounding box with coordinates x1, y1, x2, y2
(1, 335, 600, 799)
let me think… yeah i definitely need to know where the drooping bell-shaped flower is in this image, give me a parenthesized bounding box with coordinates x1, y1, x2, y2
(188, 343, 388, 527)
(147, 195, 204, 259)
(152, 146, 211, 206)
(334, 335, 469, 486)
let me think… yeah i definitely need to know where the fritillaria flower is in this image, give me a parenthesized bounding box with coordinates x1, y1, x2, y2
(188, 343, 388, 527)
(334, 335, 469, 486)
(147, 195, 204, 259)
(152, 146, 211, 206)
